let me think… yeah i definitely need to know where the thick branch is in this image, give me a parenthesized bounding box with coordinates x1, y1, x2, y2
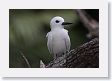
(46, 38, 99, 68)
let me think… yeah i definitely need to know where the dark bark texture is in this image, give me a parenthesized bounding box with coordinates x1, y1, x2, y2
(46, 38, 99, 68)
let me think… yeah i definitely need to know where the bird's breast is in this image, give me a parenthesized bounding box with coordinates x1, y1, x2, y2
(51, 30, 68, 54)
(52, 30, 65, 42)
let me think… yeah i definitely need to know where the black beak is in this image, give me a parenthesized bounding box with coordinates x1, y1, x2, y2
(62, 22, 73, 25)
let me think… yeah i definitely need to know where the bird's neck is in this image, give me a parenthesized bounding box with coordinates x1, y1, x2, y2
(51, 27, 64, 31)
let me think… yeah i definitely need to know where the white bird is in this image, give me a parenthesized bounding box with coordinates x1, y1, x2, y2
(46, 16, 72, 59)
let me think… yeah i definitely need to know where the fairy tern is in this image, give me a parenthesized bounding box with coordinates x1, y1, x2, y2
(46, 16, 72, 59)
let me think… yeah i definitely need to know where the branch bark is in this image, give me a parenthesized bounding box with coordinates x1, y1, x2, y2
(46, 38, 99, 68)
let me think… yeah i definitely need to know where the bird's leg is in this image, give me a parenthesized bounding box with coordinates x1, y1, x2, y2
(63, 51, 68, 66)
(53, 54, 57, 60)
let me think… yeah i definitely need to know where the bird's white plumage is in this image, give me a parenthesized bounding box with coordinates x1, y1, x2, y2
(46, 16, 71, 59)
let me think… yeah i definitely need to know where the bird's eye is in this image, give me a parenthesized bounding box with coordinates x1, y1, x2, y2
(55, 20, 60, 23)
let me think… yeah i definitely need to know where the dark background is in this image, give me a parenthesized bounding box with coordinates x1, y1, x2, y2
(9, 9, 98, 68)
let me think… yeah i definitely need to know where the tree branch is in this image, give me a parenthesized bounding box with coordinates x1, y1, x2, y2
(46, 38, 99, 68)
(75, 9, 99, 38)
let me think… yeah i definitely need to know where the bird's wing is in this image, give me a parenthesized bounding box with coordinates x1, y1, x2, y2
(64, 30, 71, 51)
(46, 32, 53, 54)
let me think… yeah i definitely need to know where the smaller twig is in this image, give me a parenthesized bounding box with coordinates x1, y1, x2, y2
(75, 10, 99, 30)
(75, 9, 99, 38)
(19, 51, 31, 68)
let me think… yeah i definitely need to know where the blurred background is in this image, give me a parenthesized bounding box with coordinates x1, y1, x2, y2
(9, 9, 99, 68)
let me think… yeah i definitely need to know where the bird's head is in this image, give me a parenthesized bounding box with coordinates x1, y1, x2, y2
(50, 16, 72, 29)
